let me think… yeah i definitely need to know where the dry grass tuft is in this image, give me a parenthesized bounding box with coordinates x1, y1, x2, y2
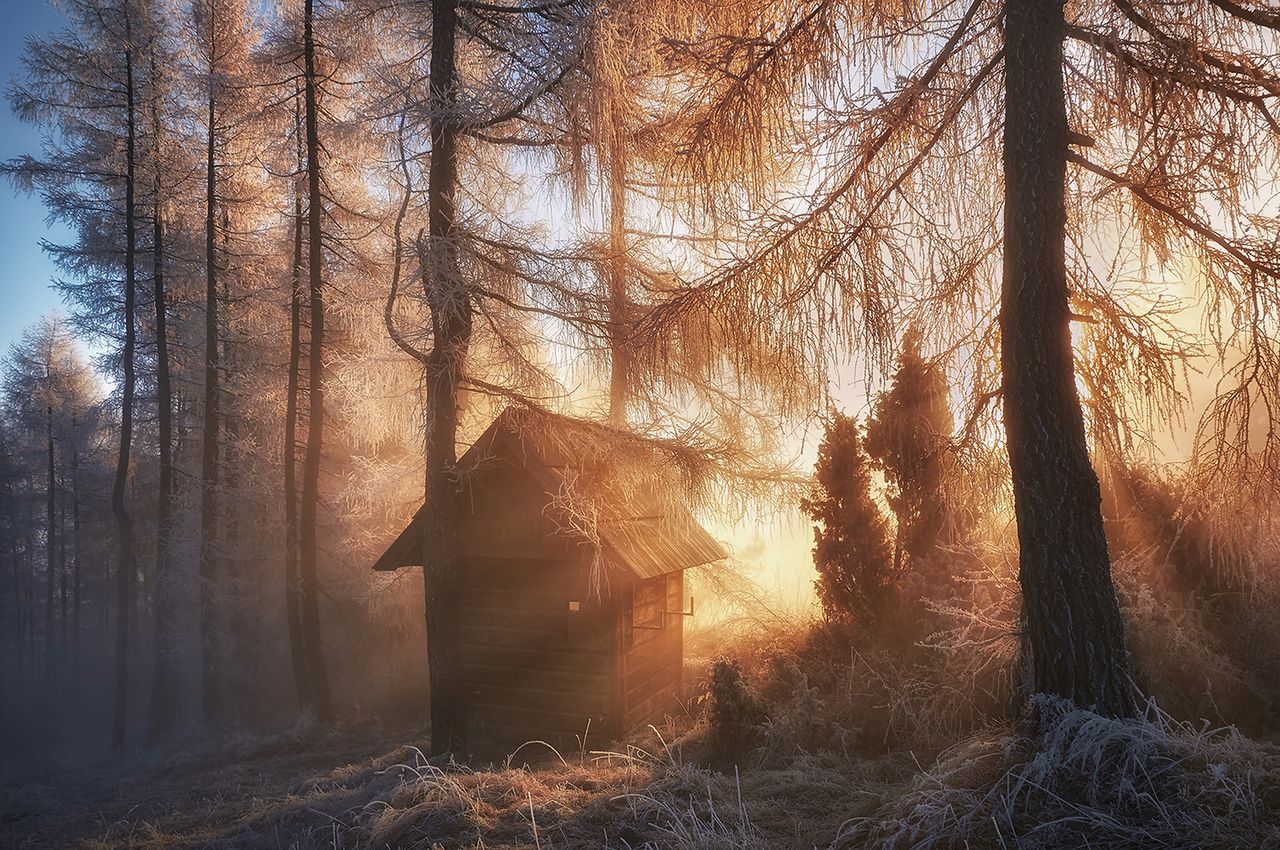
(835, 695, 1280, 850)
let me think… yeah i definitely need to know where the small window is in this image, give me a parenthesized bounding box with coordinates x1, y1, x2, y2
(567, 600, 581, 612)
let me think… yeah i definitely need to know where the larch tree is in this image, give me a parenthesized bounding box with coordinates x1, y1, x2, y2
(196, 0, 226, 727)
(362, 0, 613, 751)
(143, 5, 181, 740)
(296, 0, 334, 722)
(6, 0, 151, 747)
(183, 0, 263, 726)
(281, 87, 311, 712)
(261, 0, 388, 719)
(643, 0, 1280, 717)
(361, 0, 817, 749)
(0, 319, 97, 669)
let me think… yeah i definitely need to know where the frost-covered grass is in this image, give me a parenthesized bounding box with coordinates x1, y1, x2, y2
(7, 673, 1280, 849)
(8, 536, 1280, 850)
(836, 696, 1280, 849)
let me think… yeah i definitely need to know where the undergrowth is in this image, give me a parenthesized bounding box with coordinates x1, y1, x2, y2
(836, 695, 1280, 849)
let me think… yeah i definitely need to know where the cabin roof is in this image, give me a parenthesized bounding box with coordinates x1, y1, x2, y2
(373, 407, 728, 578)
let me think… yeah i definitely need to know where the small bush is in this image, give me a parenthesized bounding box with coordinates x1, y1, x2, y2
(704, 658, 768, 771)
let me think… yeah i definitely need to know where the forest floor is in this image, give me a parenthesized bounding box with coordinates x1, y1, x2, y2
(7, 618, 1280, 849)
(0, 717, 429, 849)
(0, 710, 917, 849)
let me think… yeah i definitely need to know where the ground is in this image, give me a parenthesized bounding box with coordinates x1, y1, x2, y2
(0, 713, 916, 850)
(7, 621, 1279, 849)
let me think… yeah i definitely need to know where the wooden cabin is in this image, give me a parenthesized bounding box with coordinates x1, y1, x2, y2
(373, 407, 727, 747)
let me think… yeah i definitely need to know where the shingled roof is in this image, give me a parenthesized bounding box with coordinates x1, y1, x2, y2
(372, 407, 728, 578)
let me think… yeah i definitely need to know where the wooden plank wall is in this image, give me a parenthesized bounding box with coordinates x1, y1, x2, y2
(620, 571, 684, 730)
(457, 556, 620, 748)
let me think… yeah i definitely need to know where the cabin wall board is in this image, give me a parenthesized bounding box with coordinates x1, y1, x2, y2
(456, 555, 620, 745)
(619, 572, 684, 730)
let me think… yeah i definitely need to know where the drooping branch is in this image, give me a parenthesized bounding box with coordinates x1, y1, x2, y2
(1067, 150, 1280, 281)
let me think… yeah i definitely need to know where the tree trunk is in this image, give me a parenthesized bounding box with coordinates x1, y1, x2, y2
(299, 0, 333, 721)
(606, 138, 629, 426)
(71, 437, 81, 672)
(25, 524, 35, 673)
(9, 539, 20, 665)
(423, 0, 471, 754)
(111, 27, 139, 752)
(45, 401, 55, 678)
(147, 57, 178, 735)
(1001, 0, 1135, 718)
(9, 537, 23, 679)
(199, 5, 222, 727)
(219, 209, 248, 722)
(58, 483, 67, 667)
(284, 91, 311, 711)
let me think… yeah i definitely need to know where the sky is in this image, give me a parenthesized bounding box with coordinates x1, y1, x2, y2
(0, 2, 74, 356)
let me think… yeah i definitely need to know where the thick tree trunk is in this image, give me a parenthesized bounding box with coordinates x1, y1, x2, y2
(423, 0, 471, 754)
(1001, 0, 1135, 718)
(111, 31, 139, 752)
(284, 108, 311, 708)
(147, 66, 178, 735)
(299, 0, 333, 721)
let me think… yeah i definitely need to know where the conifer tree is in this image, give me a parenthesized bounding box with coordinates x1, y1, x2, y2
(800, 411, 896, 630)
(866, 328, 958, 567)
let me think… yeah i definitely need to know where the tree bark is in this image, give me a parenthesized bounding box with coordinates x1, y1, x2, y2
(147, 48, 178, 735)
(284, 128, 311, 710)
(219, 208, 248, 722)
(111, 23, 138, 752)
(199, 4, 222, 727)
(284, 91, 311, 712)
(423, 0, 471, 754)
(299, 0, 333, 721)
(1001, 0, 1135, 718)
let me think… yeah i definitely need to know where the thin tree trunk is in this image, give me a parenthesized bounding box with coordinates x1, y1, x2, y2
(147, 53, 177, 734)
(219, 209, 247, 722)
(25, 525, 35, 675)
(284, 91, 311, 710)
(111, 25, 139, 752)
(45, 401, 55, 678)
(299, 0, 333, 720)
(1001, 0, 1134, 718)
(59, 484, 67, 666)
(606, 137, 629, 426)
(423, 0, 471, 754)
(199, 5, 222, 727)
(71, 436, 81, 672)
(10, 538, 21, 672)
